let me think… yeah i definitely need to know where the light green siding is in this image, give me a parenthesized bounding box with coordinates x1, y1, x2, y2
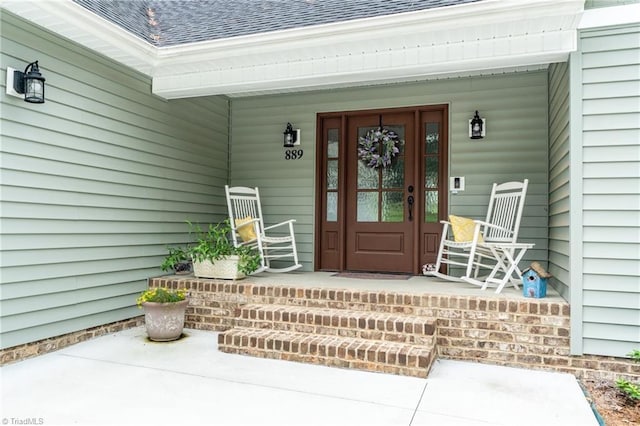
(230, 72, 549, 271)
(585, 0, 640, 9)
(579, 24, 640, 357)
(0, 12, 230, 349)
(548, 62, 571, 300)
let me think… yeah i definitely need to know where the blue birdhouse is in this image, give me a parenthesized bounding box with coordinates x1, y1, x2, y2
(522, 262, 551, 298)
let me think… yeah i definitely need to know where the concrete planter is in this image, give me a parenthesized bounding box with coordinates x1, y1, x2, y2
(142, 300, 188, 341)
(193, 256, 245, 280)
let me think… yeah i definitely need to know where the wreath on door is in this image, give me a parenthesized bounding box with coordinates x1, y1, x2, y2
(358, 128, 401, 168)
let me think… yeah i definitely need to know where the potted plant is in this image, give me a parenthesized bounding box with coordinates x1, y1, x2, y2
(187, 220, 261, 279)
(137, 287, 188, 342)
(161, 246, 192, 274)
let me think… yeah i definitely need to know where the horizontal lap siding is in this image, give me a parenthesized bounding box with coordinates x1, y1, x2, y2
(580, 24, 640, 357)
(231, 72, 549, 271)
(548, 62, 571, 299)
(0, 13, 230, 348)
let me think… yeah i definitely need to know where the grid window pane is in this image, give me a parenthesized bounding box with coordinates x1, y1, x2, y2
(425, 191, 438, 223)
(326, 192, 337, 222)
(327, 159, 338, 190)
(357, 192, 378, 222)
(358, 160, 378, 189)
(327, 128, 339, 158)
(425, 123, 439, 154)
(382, 158, 404, 189)
(382, 191, 404, 222)
(425, 157, 438, 188)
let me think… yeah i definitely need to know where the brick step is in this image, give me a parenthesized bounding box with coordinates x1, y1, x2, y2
(218, 327, 437, 378)
(235, 304, 436, 345)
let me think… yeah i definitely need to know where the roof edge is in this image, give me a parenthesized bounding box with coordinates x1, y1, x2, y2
(157, 0, 583, 57)
(1, 0, 158, 74)
(2, 0, 585, 98)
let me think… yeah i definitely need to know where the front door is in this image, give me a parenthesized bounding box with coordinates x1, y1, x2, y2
(316, 105, 448, 274)
(345, 111, 415, 272)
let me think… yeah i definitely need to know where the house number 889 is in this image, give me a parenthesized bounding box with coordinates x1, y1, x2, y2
(285, 149, 303, 160)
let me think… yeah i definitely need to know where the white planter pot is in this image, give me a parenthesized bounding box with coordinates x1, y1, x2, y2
(142, 300, 188, 342)
(193, 256, 245, 280)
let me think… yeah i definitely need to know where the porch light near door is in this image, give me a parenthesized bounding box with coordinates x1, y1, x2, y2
(283, 122, 300, 147)
(469, 110, 485, 139)
(6, 61, 46, 103)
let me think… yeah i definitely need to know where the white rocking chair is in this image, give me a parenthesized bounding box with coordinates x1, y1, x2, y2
(425, 180, 530, 288)
(225, 185, 302, 273)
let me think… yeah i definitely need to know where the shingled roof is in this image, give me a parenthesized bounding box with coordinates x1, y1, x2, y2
(4, 0, 585, 97)
(72, 0, 480, 46)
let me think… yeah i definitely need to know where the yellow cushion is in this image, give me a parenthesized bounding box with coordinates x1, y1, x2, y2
(235, 217, 257, 242)
(449, 215, 484, 243)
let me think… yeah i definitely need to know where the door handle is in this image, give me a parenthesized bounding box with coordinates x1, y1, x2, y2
(407, 195, 414, 221)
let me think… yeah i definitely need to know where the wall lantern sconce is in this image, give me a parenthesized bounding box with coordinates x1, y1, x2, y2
(469, 110, 485, 139)
(6, 61, 46, 104)
(283, 122, 300, 147)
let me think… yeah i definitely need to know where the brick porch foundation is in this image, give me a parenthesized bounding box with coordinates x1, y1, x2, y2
(2, 276, 638, 383)
(154, 276, 638, 381)
(0, 317, 144, 365)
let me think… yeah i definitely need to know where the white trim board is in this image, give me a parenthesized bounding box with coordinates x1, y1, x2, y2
(2, 0, 585, 99)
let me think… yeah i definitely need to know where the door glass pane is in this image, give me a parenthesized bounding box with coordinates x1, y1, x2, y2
(425, 191, 438, 223)
(386, 125, 405, 154)
(327, 128, 339, 158)
(326, 192, 337, 222)
(357, 192, 378, 222)
(357, 158, 378, 189)
(382, 158, 404, 189)
(425, 123, 439, 154)
(425, 157, 438, 188)
(327, 159, 338, 190)
(382, 191, 404, 222)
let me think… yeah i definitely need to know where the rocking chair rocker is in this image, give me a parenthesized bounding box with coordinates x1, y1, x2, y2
(225, 185, 302, 273)
(424, 179, 531, 292)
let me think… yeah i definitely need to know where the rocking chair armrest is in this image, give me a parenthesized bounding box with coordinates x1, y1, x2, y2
(263, 219, 296, 231)
(473, 220, 511, 234)
(439, 220, 453, 239)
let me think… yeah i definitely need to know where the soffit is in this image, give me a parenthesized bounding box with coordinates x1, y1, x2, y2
(1, 0, 585, 99)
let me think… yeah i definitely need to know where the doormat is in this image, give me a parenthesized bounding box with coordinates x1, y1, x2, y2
(331, 272, 411, 280)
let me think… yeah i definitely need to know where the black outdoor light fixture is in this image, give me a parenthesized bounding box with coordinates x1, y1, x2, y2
(8, 61, 46, 103)
(283, 122, 300, 147)
(469, 110, 485, 139)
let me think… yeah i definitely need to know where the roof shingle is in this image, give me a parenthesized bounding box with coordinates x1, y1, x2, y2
(73, 0, 480, 46)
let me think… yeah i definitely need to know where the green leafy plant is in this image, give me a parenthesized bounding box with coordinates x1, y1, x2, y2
(616, 349, 640, 401)
(160, 246, 191, 273)
(187, 220, 261, 276)
(616, 379, 640, 401)
(136, 287, 187, 308)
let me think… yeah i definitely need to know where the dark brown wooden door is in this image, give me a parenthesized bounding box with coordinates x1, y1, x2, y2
(315, 106, 448, 274)
(345, 112, 415, 273)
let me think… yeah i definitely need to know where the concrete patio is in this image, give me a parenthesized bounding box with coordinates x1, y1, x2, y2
(1, 326, 598, 426)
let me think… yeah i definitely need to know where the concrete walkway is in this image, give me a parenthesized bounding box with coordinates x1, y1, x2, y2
(1, 327, 598, 426)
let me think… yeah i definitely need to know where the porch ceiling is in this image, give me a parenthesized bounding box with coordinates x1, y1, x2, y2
(2, 0, 584, 99)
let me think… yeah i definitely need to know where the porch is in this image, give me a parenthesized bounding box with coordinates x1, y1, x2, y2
(1, 0, 638, 377)
(223, 271, 562, 299)
(149, 272, 589, 379)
